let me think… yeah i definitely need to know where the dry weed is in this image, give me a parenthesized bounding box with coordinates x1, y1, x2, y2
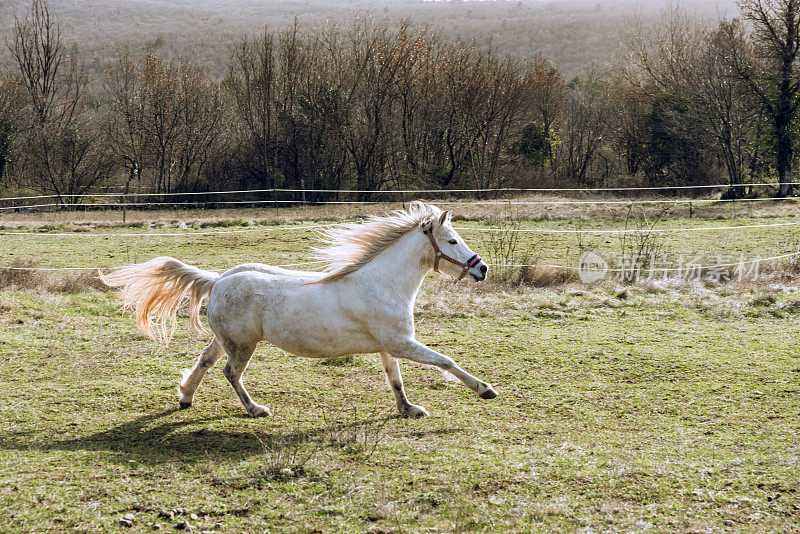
(479, 209, 577, 288)
(0, 261, 105, 292)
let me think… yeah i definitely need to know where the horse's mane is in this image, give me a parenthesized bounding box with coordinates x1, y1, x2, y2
(314, 201, 439, 283)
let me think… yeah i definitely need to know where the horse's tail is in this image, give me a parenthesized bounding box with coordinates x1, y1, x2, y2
(99, 257, 219, 344)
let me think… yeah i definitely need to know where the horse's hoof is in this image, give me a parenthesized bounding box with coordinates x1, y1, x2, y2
(400, 404, 429, 418)
(179, 400, 192, 409)
(248, 405, 272, 418)
(478, 385, 498, 400)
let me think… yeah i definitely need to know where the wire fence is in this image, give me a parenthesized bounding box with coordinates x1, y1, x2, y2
(2, 185, 799, 274)
(2, 182, 800, 212)
(3, 181, 800, 202)
(4, 252, 797, 273)
(5, 195, 800, 211)
(2, 218, 799, 237)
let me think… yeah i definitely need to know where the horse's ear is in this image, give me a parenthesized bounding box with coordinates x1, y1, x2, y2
(409, 200, 426, 214)
(439, 210, 453, 225)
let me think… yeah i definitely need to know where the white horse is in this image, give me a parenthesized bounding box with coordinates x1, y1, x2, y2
(100, 201, 497, 418)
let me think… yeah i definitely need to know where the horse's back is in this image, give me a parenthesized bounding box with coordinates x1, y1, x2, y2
(219, 262, 324, 280)
(208, 268, 317, 320)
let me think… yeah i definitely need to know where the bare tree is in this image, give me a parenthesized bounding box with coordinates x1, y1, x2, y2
(556, 74, 611, 186)
(105, 48, 146, 196)
(726, 0, 800, 196)
(395, 27, 449, 185)
(430, 42, 474, 188)
(291, 28, 350, 198)
(7, 0, 111, 200)
(139, 50, 182, 194)
(342, 19, 418, 198)
(691, 23, 761, 196)
(0, 69, 24, 187)
(224, 28, 278, 193)
(618, 5, 747, 189)
(446, 44, 528, 194)
(7, 0, 80, 127)
(107, 47, 225, 195)
(524, 57, 566, 174)
(619, 5, 707, 96)
(173, 60, 224, 192)
(274, 22, 309, 196)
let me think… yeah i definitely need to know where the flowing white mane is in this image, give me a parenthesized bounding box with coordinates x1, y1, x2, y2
(314, 201, 440, 283)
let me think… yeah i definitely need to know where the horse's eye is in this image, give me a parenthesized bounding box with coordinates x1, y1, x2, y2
(448, 239, 457, 245)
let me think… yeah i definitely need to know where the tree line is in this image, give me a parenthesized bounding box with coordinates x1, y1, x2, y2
(1, 0, 799, 204)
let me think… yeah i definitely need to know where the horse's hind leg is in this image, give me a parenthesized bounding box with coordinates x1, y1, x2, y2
(218, 339, 270, 417)
(380, 352, 428, 418)
(179, 337, 224, 409)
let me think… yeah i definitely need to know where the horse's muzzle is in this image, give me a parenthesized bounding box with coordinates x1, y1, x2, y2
(471, 262, 488, 282)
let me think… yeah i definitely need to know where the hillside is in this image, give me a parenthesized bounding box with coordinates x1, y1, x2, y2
(0, 0, 740, 77)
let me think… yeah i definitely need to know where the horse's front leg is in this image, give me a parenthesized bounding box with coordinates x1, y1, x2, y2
(380, 352, 429, 418)
(388, 339, 498, 399)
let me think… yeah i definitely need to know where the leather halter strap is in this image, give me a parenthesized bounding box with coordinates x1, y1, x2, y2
(421, 222, 481, 283)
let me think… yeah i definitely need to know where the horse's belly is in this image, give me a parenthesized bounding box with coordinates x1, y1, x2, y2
(263, 325, 379, 358)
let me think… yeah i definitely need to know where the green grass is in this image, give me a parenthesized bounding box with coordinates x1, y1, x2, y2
(1, 203, 799, 531)
(0, 284, 798, 532)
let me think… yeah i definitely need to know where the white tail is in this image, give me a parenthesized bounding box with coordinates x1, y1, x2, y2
(99, 257, 219, 344)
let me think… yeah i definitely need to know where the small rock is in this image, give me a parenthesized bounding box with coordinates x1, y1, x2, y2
(280, 467, 294, 477)
(189, 513, 199, 521)
(176, 508, 186, 515)
(123, 513, 135, 522)
(119, 519, 133, 528)
(158, 510, 174, 520)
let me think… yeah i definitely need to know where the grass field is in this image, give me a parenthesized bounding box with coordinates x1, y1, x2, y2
(1, 198, 799, 532)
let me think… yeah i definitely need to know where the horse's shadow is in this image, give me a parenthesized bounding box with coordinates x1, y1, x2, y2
(0, 406, 465, 464)
(0, 408, 363, 464)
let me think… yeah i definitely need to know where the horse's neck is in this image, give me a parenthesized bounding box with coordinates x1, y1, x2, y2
(357, 230, 431, 303)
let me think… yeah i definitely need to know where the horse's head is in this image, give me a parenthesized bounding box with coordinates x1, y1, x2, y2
(421, 207, 488, 283)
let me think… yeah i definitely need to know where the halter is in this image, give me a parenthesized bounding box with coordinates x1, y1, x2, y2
(421, 221, 482, 283)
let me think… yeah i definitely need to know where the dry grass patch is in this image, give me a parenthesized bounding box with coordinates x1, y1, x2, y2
(0, 261, 105, 293)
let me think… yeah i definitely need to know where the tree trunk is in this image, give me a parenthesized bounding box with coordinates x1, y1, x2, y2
(776, 110, 793, 197)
